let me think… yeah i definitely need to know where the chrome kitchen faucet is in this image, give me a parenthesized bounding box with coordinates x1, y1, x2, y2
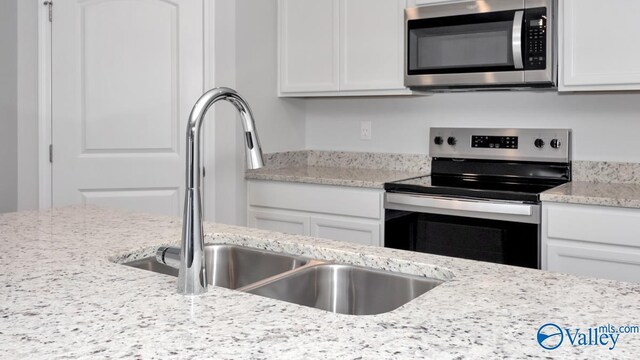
(179, 87, 264, 295)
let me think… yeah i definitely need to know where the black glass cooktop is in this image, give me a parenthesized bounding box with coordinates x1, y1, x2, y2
(385, 175, 564, 203)
(385, 159, 571, 203)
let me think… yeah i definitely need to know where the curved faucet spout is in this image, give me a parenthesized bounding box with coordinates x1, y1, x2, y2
(178, 87, 264, 295)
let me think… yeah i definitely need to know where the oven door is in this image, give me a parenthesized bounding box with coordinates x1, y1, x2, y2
(405, 0, 555, 88)
(384, 193, 541, 269)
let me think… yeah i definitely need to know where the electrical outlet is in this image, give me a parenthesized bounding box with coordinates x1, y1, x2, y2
(360, 121, 372, 140)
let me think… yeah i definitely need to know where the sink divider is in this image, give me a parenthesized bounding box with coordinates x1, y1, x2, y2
(236, 259, 328, 293)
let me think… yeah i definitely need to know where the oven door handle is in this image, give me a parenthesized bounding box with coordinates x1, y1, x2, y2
(386, 193, 532, 216)
(512, 10, 524, 70)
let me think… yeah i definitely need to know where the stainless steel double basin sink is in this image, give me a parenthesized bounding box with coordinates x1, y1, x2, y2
(124, 245, 443, 315)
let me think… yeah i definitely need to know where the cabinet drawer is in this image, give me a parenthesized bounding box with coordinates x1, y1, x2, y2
(547, 241, 640, 283)
(248, 180, 383, 219)
(247, 209, 309, 236)
(311, 216, 381, 247)
(546, 203, 640, 247)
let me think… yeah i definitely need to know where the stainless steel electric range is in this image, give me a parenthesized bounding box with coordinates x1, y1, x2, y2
(384, 128, 571, 269)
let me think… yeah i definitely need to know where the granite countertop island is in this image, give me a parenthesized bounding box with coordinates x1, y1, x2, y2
(2, 206, 640, 359)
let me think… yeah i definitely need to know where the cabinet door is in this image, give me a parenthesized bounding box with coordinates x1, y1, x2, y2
(339, 0, 406, 91)
(247, 209, 310, 236)
(311, 216, 382, 246)
(560, 0, 640, 91)
(278, 0, 340, 93)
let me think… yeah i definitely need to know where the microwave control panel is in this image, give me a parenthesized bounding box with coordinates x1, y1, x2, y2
(524, 8, 547, 70)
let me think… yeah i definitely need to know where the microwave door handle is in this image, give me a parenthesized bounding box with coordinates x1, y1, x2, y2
(512, 10, 524, 70)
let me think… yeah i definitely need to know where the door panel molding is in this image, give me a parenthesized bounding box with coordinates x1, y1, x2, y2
(79, 0, 180, 154)
(80, 187, 181, 216)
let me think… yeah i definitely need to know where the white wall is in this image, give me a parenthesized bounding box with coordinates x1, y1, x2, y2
(202, 0, 304, 226)
(209, 0, 245, 225)
(306, 91, 640, 162)
(17, 0, 40, 210)
(0, 0, 18, 213)
(235, 0, 305, 153)
(206, 0, 305, 226)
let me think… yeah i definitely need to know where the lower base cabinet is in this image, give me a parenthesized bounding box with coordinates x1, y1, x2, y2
(310, 216, 380, 246)
(247, 180, 384, 247)
(542, 202, 640, 283)
(248, 209, 309, 236)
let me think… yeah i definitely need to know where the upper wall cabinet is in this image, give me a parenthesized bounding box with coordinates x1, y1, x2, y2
(560, 0, 640, 91)
(278, 0, 412, 97)
(278, 0, 340, 94)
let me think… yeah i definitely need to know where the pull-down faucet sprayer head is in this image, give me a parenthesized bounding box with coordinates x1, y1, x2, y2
(224, 91, 264, 170)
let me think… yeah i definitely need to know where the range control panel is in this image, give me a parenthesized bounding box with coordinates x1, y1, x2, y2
(472, 136, 518, 149)
(430, 128, 571, 163)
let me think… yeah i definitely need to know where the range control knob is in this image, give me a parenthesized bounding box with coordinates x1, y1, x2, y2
(434, 136, 444, 145)
(447, 137, 457, 146)
(550, 139, 561, 149)
(534, 138, 545, 149)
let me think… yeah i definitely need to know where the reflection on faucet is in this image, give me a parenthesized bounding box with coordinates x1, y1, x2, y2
(178, 87, 264, 295)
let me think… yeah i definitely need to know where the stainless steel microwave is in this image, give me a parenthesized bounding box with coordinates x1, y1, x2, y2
(405, 0, 556, 90)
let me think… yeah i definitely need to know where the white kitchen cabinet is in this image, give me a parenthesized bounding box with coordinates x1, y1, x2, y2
(311, 216, 381, 246)
(278, 0, 412, 97)
(542, 202, 640, 283)
(339, 0, 406, 92)
(560, 0, 640, 91)
(278, 0, 340, 93)
(247, 209, 309, 236)
(247, 180, 385, 246)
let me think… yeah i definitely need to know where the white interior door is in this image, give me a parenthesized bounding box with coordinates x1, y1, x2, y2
(51, 0, 203, 216)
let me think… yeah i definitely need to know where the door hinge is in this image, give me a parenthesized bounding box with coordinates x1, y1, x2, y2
(44, 1, 53, 22)
(49, 144, 53, 163)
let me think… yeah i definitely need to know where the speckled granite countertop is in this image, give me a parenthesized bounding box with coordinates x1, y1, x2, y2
(246, 166, 425, 188)
(541, 181, 640, 209)
(2, 206, 640, 359)
(245, 150, 429, 188)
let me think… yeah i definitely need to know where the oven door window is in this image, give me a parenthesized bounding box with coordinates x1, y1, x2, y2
(385, 211, 538, 269)
(408, 11, 520, 75)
